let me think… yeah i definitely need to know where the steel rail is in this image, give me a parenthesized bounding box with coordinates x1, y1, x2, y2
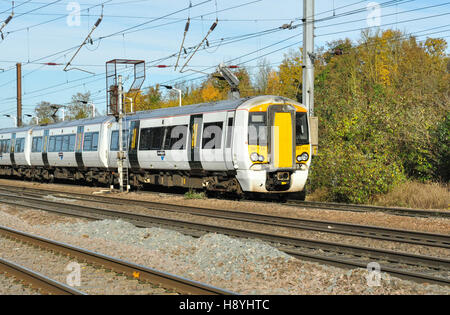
(287, 199, 450, 218)
(0, 225, 236, 295)
(0, 182, 448, 219)
(0, 192, 448, 286)
(0, 257, 86, 295)
(0, 186, 448, 249)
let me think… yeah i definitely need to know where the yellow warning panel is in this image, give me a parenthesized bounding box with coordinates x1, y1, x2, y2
(274, 112, 293, 168)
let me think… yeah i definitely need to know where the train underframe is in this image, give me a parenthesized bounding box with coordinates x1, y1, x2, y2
(0, 165, 243, 194)
(0, 166, 306, 200)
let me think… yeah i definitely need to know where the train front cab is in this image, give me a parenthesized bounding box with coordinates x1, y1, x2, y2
(236, 99, 311, 194)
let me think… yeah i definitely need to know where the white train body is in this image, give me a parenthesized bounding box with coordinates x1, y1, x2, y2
(0, 96, 311, 195)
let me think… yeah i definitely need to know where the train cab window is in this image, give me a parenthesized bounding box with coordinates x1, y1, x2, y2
(163, 125, 188, 150)
(248, 113, 268, 146)
(83, 132, 99, 151)
(139, 127, 164, 151)
(32, 136, 43, 152)
(202, 122, 224, 149)
(295, 113, 309, 145)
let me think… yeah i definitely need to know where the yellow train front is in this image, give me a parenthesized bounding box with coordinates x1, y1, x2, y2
(233, 95, 311, 196)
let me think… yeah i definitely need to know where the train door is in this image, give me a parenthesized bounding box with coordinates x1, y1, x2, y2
(269, 106, 295, 170)
(128, 120, 140, 170)
(42, 129, 49, 167)
(75, 126, 84, 168)
(189, 114, 203, 170)
(10, 133, 16, 167)
(223, 111, 235, 170)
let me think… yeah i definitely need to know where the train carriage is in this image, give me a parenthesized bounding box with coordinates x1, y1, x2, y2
(0, 126, 33, 177)
(0, 95, 312, 197)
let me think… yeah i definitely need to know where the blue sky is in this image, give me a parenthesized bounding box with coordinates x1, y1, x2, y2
(0, 0, 448, 127)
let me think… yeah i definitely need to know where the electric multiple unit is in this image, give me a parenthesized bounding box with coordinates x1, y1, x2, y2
(0, 95, 311, 197)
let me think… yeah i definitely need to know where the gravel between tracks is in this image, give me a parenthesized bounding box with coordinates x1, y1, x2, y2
(0, 179, 448, 235)
(0, 272, 41, 295)
(0, 236, 174, 295)
(0, 204, 449, 295)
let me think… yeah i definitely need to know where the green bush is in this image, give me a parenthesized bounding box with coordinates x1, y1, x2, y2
(310, 145, 405, 204)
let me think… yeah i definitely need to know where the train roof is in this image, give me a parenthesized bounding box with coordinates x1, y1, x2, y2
(132, 97, 251, 120)
(0, 96, 301, 134)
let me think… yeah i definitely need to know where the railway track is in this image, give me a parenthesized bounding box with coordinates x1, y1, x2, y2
(0, 188, 448, 286)
(0, 185, 448, 249)
(0, 257, 86, 295)
(0, 225, 235, 295)
(286, 199, 450, 219)
(0, 182, 448, 219)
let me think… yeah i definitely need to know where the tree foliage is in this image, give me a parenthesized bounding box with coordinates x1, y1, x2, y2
(31, 29, 448, 203)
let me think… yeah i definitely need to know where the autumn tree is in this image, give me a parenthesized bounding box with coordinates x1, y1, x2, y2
(66, 92, 95, 120)
(34, 101, 59, 124)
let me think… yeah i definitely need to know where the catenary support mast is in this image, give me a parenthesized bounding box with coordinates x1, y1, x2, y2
(302, 0, 314, 116)
(16, 63, 22, 127)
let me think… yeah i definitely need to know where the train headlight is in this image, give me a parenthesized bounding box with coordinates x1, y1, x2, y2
(296, 152, 309, 162)
(250, 152, 259, 162)
(258, 155, 264, 162)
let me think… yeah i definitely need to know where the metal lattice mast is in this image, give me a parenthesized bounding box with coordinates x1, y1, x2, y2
(118, 75, 124, 193)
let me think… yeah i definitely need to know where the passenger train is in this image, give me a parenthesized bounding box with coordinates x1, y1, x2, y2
(0, 95, 311, 198)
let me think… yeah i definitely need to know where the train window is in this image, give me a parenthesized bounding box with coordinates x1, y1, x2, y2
(83, 132, 99, 151)
(62, 135, 69, 152)
(295, 113, 309, 145)
(202, 122, 223, 149)
(0, 140, 6, 153)
(248, 113, 267, 146)
(226, 117, 233, 148)
(139, 127, 164, 151)
(92, 132, 99, 151)
(48, 136, 56, 152)
(110, 130, 129, 151)
(32, 137, 43, 152)
(6, 139, 10, 153)
(37, 137, 43, 152)
(0, 140, 5, 153)
(163, 125, 187, 150)
(83, 133, 92, 151)
(15, 138, 25, 153)
(55, 136, 63, 152)
(69, 134, 76, 151)
(110, 131, 119, 151)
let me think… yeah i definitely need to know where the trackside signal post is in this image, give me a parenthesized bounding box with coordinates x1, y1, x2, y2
(117, 75, 124, 192)
(106, 59, 145, 192)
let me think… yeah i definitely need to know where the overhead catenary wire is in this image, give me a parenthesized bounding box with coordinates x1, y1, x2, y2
(0, 1, 14, 40)
(180, 17, 218, 73)
(4, 8, 450, 102)
(0, 0, 214, 76)
(174, 17, 191, 71)
(63, 7, 104, 74)
(0, 0, 448, 111)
